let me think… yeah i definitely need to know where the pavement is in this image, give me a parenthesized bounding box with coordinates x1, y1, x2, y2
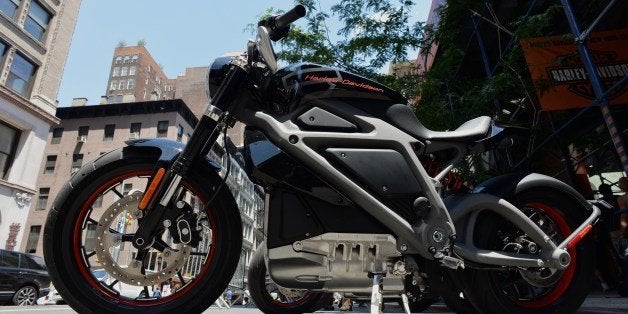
(0, 292, 625, 313)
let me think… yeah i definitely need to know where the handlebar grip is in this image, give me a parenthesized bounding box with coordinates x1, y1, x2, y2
(274, 5, 306, 29)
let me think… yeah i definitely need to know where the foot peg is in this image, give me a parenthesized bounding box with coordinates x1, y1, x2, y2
(433, 251, 465, 269)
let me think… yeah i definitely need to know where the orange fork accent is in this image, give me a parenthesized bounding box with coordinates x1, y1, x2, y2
(138, 168, 166, 210)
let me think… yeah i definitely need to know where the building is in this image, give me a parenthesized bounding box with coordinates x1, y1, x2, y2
(20, 99, 197, 255)
(0, 0, 81, 251)
(105, 45, 176, 104)
(174, 66, 209, 119)
(387, 59, 418, 77)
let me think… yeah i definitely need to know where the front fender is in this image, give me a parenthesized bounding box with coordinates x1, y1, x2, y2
(125, 138, 221, 170)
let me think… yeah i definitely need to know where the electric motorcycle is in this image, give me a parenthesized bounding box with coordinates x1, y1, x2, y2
(44, 5, 601, 313)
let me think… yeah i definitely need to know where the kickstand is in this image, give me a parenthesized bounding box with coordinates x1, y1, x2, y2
(370, 273, 384, 314)
(400, 293, 411, 314)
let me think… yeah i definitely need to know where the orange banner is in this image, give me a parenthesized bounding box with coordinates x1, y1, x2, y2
(520, 29, 628, 111)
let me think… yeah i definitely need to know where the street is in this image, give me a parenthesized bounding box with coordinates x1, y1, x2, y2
(0, 293, 625, 313)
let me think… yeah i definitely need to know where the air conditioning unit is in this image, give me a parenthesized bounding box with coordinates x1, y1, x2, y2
(77, 135, 87, 142)
(128, 133, 140, 140)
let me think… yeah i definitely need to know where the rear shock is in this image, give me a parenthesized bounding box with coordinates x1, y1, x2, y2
(422, 157, 467, 194)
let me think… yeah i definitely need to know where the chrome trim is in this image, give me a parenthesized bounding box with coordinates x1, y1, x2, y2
(203, 104, 223, 122)
(159, 174, 182, 206)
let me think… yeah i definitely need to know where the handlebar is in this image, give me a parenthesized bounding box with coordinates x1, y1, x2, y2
(274, 5, 306, 29)
(258, 5, 306, 41)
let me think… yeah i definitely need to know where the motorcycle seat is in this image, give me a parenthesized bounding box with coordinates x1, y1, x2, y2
(386, 104, 491, 142)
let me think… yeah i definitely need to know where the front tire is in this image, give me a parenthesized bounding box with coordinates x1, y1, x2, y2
(43, 150, 242, 313)
(248, 243, 333, 314)
(461, 190, 594, 313)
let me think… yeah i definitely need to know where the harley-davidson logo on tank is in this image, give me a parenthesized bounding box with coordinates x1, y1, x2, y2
(520, 29, 628, 111)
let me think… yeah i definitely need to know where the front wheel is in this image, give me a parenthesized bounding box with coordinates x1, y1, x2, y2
(248, 243, 333, 314)
(461, 190, 594, 314)
(43, 151, 243, 313)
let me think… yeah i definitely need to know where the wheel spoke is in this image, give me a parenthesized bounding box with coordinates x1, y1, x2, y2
(177, 271, 186, 285)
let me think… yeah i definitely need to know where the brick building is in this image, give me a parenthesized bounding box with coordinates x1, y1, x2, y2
(105, 45, 176, 104)
(0, 0, 81, 251)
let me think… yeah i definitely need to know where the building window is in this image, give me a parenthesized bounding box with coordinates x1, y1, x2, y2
(51, 127, 63, 144)
(127, 79, 134, 89)
(84, 224, 97, 252)
(78, 126, 89, 141)
(103, 124, 115, 141)
(177, 124, 183, 142)
(147, 65, 151, 72)
(121, 67, 128, 76)
(25, 225, 41, 253)
(25, 1, 51, 41)
(116, 94, 122, 103)
(0, 0, 20, 19)
(44, 155, 56, 174)
(123, 183, 132, 195)
(131, 54, 138, 62)
(129, 66, 136, 76)
(6, 53, 36, 97)
(130, 122, 141, 138)
(143, 89, 147, 100)
(119, 80, 126, 90)
(112, 67, 120, 77)
(115, 56, 122, 64)
(109, 81, 117, 90)
(157, 120, 168, 138)
(123, 55, 130, 63)
(93, 195, 103, 208)
(71, 154, 83, 174)
(0, 121, 19, 179)
(36, 188, 49, 210)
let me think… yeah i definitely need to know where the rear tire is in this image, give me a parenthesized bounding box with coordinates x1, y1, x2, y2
(248, 242, 333, 314)
(460, 190, 594, 314)
(43, 150, 242, 313)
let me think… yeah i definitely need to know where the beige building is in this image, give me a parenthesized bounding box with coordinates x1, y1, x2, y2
(0, 0, 80, 251)
(20, 99, 197, 254)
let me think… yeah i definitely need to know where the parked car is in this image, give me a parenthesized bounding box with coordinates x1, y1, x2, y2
(0, 249, 50, 305)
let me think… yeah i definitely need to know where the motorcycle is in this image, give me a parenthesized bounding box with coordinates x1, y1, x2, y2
(44, 5, 601, 314)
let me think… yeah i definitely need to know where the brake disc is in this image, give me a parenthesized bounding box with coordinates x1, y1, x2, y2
(94, 192, 191, 286)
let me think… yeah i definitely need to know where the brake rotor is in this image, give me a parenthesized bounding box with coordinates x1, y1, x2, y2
(94, 192, 191, 286)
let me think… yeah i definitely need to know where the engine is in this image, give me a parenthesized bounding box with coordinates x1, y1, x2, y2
(267, 233, 407, 293)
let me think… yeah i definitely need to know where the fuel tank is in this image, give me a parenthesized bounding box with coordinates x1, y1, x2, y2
(264, 63, 406, 115)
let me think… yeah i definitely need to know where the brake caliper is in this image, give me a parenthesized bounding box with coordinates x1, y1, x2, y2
(168, 201, 202, 247)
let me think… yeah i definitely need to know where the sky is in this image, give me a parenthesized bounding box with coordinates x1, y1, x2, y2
(57, 0, 432, 107)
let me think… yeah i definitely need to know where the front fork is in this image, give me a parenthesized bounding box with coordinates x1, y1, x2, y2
(131, 65, 247, 251)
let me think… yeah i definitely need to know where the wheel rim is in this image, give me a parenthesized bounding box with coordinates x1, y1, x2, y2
(16, 287, 36, 306)
(487, 202, 576, 309)
(71, 169, 218, 306)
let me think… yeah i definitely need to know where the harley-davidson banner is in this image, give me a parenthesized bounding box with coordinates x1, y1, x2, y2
(520, 29, 628, 111)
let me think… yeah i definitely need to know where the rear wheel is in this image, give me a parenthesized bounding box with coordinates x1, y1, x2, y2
(44, 151, 242, 313)
(461, 191, 593, 313)
(248, 243, 333, 314)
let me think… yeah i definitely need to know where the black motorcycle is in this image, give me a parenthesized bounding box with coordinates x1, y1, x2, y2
(44, 5, 601, 314)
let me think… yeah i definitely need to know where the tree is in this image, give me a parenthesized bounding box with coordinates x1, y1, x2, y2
(260, 0, 424, 100)
(117, 40, 127, 48)
(137, 39, 146, 46)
